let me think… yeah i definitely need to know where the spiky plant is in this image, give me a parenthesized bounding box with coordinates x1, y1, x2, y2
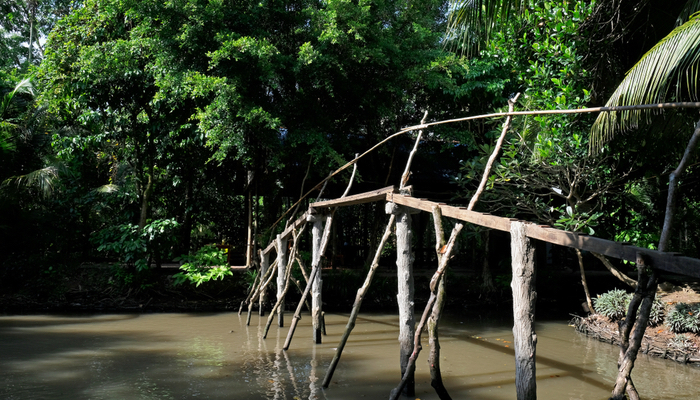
(666, 303, 700, 333)
(593, 289, 665, 325)
(594, 289, 630, 321)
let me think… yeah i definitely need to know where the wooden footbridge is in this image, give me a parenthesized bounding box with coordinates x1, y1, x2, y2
(236, 103, 700, 400)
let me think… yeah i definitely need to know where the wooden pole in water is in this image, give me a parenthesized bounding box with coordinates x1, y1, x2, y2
(386, 201, 418, 397)
(263, 225, 306, 339)
(389, 219, 462, 400)
(310, 213, 327, 344)
(322, 213, 397, 388)
(259, 250, 270, 317)
(510, 221, 537, 400)
(427, 206, 452, 400)
(283, 212, 333, 350)
(276, 234, 289, 327)
(247, 256, 277, 326)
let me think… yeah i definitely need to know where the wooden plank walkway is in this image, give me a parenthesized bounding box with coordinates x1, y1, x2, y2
(258, 187, 700, 278)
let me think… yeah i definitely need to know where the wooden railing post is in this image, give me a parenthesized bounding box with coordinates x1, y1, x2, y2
(511, 221, 537, 400)
(275, 234, 288, 327)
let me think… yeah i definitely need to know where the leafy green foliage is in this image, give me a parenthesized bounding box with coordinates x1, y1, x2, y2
(591, 13, 700, 148)
(666, 303, 700, 333)
(594, 288, 665, 326)
(594, 289, 630, 321)
(92, 219, 179, 271)
(173, 246, 231, 287)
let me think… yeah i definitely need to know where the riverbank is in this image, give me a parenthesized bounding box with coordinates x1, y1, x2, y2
(573, 283, 700, 365)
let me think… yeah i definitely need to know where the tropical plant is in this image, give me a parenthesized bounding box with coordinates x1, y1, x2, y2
(173, 245, 231, 287)
(594, 288, 666, 325)
(666, 302, 700, 333)
(594, 289, 630, 320)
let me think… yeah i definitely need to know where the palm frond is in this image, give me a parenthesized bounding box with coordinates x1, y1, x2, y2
(96, 184, 120, 193)
(677, 1, 700, 26)
(445, 0, 526, 55)
(0, 77, 34, 120)
(590, 15, 700, 150)
(3, 165, 59, 199)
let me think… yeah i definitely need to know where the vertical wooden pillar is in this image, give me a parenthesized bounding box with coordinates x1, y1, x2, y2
(275, 234, 288, 327)
(510, 221, 537, 400)
(386, 202, 416, 397)
(259, 251, 270, 317)
(308, 213, 325, 344)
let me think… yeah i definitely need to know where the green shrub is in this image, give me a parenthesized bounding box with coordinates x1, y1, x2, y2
(173, 245, 231, 286)
(666, 303, 700, 334)
(593, 289, 665, 326)
(594, 289, 629, 320)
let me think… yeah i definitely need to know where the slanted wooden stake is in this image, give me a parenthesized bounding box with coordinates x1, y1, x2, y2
(246, 256, 278, 325)
(263, 225, 306, 339)
(387, 201, 418, 397)
(610, 253, 658, 400)
(389, 218, 463, 400)
(276, 234, 289, 327)
(510, 221, 537, 400)
(238, 271, 259, 315)
(283, 212, 333, 350)
(322, 214, 397, 388)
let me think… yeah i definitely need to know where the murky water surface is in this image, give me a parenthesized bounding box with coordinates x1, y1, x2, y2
(1, 312, 699, 399)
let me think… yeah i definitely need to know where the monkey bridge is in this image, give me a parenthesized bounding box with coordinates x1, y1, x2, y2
(235, 101, 700, 400)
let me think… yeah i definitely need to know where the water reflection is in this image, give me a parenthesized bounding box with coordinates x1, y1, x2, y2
(1, 313, 699, 399)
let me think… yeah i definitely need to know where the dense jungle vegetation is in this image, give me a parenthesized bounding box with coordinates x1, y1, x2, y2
(2, 0, 700, 310)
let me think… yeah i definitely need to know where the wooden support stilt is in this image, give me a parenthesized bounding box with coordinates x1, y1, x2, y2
(428, 206, 452, 400)
(283, 212, 333, 350)
(246, 256, 277, 326)
(310, 213, 326, 344)
(386, 201, 418, 397)
(263, 226, 306, 339)
(322, 214, 396, 388)
(238, 271, 259, 315)
(610, 253, 658, 400)
(276, 234, 289, 328)
(510, 221, 537, 400)
(389, 219, 462, 400)
(259, 251, 270, 317)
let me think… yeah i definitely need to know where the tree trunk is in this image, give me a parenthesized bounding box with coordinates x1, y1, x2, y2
(658, 120, 700, 252)
(510, 221, 537, 400)
(610, 253, 657, 400)
(592, 252, 637, 289)
(138, 171, 153, 230)
(576, 249, 595, 314)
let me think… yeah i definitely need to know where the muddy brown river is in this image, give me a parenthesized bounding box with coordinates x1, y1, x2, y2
(1, 312, 698, 399)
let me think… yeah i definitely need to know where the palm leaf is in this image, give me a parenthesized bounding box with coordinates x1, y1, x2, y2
(0, 77, 34, 120)
(677, 1, 700, 25)
(590, 14, 700, 150)
(446, 0, 527, 55)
